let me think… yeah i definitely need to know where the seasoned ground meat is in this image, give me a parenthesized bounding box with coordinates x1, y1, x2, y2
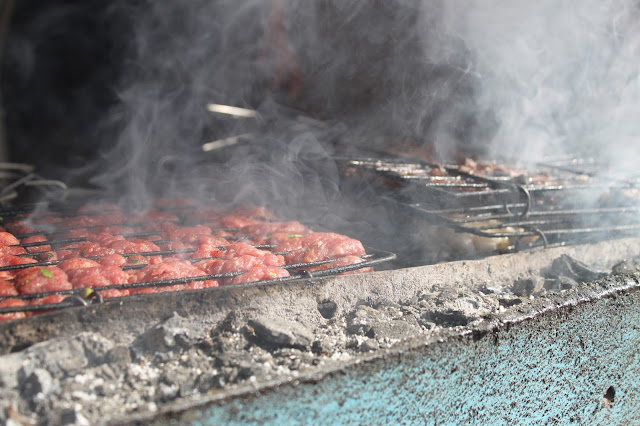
(191, 235, 230, 259)
(195, 242, 284, 275)
(93, 226, 136, 236)
(67, 266, 130, 298)
(21, 235, 51, 253)
(30, 294, 67, 312)
(38, 251, 58, 262)
(62, 212, 127, 229)
(0, 231, 20, 246)
(159, 240, 192, 251)
(57, 258, 101, 272)
(0, 298, 28, 321)
(141, 221, 180, 233)
(276, 233, 366, 264)
(228, 205, 276, 219)
(0, 254, 38, 267)
(165, 225, 212, 244)
(223, 242, 285, 265)
(105, 239, 160, 254)
(96, 254, 127, 267)
(0, 280, 18, 296)
(130, 210, 180, 224)
(63, 229, 91, 238)
(216, 215, 262, 229)
(304, 255, 372, 275)
(60, 242, 116, 259)
(5, 220, 38, 235)
(129, 260, 218, 294)
(87, 232, 125, 246)
(261, 232, 304, 246)
(226, 266, 290, 284)
(15, 266, 72, 294)
(238, 221, 311, 242)
(0, 245, 28, 255)
(196, 255, 266, 275)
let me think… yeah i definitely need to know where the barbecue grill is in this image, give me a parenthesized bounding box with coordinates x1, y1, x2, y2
(1, 153, 639, 424)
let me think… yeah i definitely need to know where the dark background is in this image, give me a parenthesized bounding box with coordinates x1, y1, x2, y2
(0, 1, 483, 182)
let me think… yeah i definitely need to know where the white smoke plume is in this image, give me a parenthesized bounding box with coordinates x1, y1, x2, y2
(94, 0, 640, 201)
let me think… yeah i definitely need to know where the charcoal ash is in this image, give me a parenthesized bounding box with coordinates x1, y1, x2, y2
(543, 254, 608, 283)
(247, 316, 314, 350)
(132, 312, 210, 357)
(512, 276, 546, 297)
(0, 292, 501, 423)
(611, 259, 640, 275)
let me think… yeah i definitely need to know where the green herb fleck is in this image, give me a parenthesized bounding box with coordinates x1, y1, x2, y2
(81, 249, 88, 256)
(268, 272, 277, 278)
(16, 214, 24, 218)
(0, 217, 3, 221)
(128, 257, 140, 264)
(40, 267, 54, 278)
(286, 234, 302, 239)
(24, 279, 29, 284)
(45, 252, 54, 259)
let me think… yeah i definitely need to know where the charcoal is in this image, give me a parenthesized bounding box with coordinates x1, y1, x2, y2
(360, 339, 380, 352)
(545, 254, 605, 283)
(213, 311, 241, 335)
(499, 298, 523, 307)
(19, 368, 53, 408)
(347, 305, 420, 340)
(544, 278, 560, 291)
(557, 275, 579, 290)
(311, 337, 333, 355)
(0, 353, 23, 388)
(512, 276, 545, 296)
(3, 333, 114, 387)
(81, 334, 118, 365)
(247, 316, 313, 350)
(346, 305, 380, 335)
(611, 260, 640, 275)
(317, 300, 338, 319)
(369, 319, 420, 340)
(424, 310, 472, 327)
(24, 339, 88, 377)
(103, 346, 132, 366)
(58, 407, 90, 426)
(133, 312, 209, 355)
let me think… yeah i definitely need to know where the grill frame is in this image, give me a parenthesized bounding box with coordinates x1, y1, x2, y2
(338, 153, 640, 252)
(0, 200, 396, 318)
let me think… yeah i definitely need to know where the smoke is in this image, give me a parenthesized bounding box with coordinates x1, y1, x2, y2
(422, 0, 640, 168)
(89, 0, 640, 211)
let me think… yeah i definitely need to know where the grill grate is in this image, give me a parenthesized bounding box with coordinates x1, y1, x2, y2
(0, 202, 395, 317)
(340, 153, 640, 252)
